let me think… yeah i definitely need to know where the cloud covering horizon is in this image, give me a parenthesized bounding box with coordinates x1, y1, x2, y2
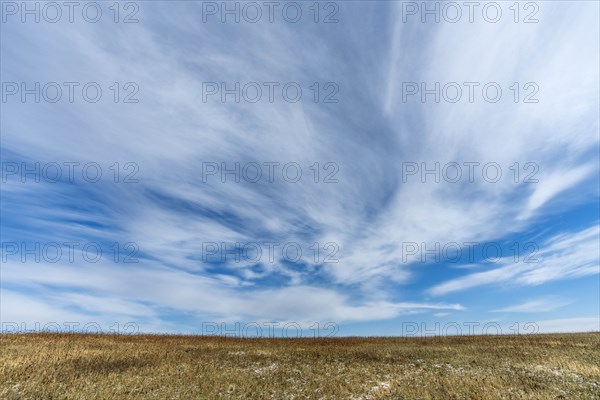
(1, 1, 598, 336)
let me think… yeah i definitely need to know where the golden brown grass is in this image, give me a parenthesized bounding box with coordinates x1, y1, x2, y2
(1, 333, 599, 399)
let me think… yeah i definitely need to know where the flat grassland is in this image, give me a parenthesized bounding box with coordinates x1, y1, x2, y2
(1, 333, 599, 399)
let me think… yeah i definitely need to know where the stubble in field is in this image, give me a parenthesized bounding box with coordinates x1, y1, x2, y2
(1, 333, 599, 399)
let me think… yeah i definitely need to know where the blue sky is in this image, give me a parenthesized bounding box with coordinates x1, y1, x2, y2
(1, 1, 599, 336)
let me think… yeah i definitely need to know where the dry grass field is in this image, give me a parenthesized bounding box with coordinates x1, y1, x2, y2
(1, 333, 599, 399)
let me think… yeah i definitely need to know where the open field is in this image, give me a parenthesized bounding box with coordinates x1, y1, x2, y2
(1, 333, 599, 399)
